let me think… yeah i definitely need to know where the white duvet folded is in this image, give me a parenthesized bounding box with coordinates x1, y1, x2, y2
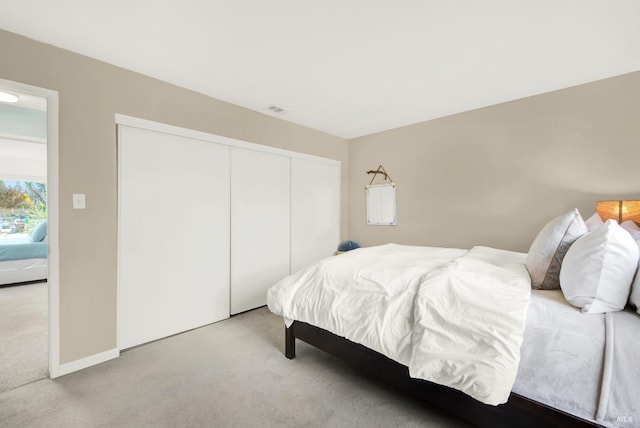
(409, 247, 531, 405)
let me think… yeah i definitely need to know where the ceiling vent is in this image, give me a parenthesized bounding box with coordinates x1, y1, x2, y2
(267, 105, 287, 114)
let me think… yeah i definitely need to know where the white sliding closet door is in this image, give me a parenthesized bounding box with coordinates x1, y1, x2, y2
(290, 158, 340, 273)
(230, 147, 290, 314)
(118, 125, 230, 349)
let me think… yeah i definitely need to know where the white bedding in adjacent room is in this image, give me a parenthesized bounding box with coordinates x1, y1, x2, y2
(0, 258, 47, 285)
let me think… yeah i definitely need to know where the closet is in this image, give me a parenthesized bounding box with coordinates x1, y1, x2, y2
(117, 125, 231, 349)
(291, 158, 341, 273)
(230, 147, 290, 315)
(117, 116, 340, 348)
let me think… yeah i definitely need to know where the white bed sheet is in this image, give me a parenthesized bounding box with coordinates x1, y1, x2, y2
(0, 258, 48, 285)
(514, 289, 605, 422)
(514, 290, 640, 428)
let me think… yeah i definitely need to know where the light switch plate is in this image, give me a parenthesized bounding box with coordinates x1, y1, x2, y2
(73, 193, 86, 209)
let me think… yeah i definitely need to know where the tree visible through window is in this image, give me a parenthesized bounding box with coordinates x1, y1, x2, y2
(0, 180, 47, 238)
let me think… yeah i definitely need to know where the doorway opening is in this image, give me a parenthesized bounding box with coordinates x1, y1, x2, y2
(0, 79, 59, 388)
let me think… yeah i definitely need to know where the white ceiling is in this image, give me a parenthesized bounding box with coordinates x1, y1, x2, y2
(1, 1, 639, 139)
(0, 93, 47, 111)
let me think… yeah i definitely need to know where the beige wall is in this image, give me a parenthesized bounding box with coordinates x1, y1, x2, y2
(349, 71, 640, 252)
(3, 25, 640, 366)
(0, 30, 348, 363)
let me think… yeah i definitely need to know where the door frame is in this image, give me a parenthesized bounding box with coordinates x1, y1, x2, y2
(0, 78, 60, 378)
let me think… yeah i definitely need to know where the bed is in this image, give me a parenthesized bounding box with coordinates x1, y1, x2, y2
(0, 220, 48, 286)
(267, 211, 640, 428)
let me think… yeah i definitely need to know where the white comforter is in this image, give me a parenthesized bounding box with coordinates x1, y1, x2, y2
(267, 244, 532, 405)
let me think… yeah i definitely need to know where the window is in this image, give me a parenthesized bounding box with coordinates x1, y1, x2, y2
(0, 180, 47, 238)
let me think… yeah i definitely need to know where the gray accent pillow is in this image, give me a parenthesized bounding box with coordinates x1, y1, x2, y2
(526, 209, 587, 290)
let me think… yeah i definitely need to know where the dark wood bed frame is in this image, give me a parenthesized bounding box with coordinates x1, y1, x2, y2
(285, 320, 602, 428)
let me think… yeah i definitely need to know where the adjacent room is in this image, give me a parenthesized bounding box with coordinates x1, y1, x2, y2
(0, 1, 639, 427)
(0, 91, 48, 393)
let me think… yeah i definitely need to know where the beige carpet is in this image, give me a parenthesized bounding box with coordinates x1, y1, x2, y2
(0, 307, 473, 428)
(0, 282, 48, 393)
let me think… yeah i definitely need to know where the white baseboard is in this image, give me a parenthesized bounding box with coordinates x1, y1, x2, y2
(51, 348, 119, 378)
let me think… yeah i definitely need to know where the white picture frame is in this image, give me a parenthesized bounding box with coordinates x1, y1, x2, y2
(366, 182, 397, 226)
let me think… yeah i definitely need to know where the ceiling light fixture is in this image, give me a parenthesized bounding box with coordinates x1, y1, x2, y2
(0, 91, 19, 103)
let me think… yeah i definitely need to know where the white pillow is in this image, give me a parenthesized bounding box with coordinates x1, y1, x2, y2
(584, 212, 604, 232)
(620, 220, 640, 314)
(526, 208, 587, 290)
(560, 220, 639, 314)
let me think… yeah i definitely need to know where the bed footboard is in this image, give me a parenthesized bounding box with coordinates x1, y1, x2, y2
(284, 320, 601, 428)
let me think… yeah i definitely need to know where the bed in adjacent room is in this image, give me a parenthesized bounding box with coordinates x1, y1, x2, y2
(0, 220, 48, 286)
(267, 209, 640, 428)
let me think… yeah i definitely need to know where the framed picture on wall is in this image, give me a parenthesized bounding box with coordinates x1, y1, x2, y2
(366, 183, 397, 226)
